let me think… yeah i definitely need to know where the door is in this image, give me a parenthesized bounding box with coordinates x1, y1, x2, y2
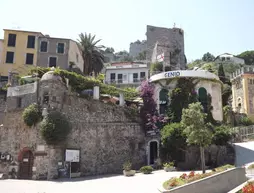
(149, 141, 158, 165)
(19, 150, 33, 179)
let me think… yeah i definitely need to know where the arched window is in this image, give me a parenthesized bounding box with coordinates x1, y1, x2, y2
(159, 89, 169, 114)
(198, 87, 208, 113)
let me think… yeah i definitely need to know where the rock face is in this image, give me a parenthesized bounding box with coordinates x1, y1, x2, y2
(0, 75, 146, 179)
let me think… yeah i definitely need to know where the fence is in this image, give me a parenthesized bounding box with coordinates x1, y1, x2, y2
(231, 125, 254, 142)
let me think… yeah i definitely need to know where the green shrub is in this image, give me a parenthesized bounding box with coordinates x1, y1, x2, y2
(28, 67, 138, 100)
(123, 161, 132, 171)
(22, 104, 42, 127)
(40, 111, 71, 145)
(163, 162, 174, 168)
(212, 125, 232, 145)
(140, 166, 153, 174)
(239, 116, 253, 126)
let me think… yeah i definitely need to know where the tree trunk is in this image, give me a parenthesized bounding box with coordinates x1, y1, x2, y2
(200, 146, 206, 174)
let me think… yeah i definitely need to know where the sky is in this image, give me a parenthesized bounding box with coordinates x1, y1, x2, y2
(1, 0, 254, 61)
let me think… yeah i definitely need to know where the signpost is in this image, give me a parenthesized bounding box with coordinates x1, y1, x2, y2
(65, 149, 80, 179)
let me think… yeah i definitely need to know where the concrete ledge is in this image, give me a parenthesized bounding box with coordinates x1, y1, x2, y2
(227, 179, 254, 193)
(158, 168, 247, 193)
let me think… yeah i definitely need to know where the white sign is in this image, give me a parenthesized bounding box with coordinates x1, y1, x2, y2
(149, 70, 220, 83)
(65, 149, 80, 162)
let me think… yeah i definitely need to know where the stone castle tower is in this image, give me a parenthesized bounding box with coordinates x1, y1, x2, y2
(146, 25, 186, 70)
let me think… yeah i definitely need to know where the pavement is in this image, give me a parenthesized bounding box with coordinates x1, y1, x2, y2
(234, 141, 254, 167)
(1, 170, 189, 193)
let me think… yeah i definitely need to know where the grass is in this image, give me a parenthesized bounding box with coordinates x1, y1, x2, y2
(163, 164, 235, 190)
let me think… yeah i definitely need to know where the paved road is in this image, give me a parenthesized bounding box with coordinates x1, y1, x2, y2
(234, 141, 254, 167)
(1, 170, 188, 193)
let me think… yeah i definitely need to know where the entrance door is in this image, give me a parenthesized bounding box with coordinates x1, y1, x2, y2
(19, 150, 33, 179)
(149, 141, 158, 165)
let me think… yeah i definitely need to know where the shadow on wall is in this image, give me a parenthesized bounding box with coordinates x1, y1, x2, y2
(234, 143, 254, 167)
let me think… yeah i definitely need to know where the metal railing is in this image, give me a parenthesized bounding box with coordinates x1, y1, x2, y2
(105, 78, 146, 84)
(231, 125, 254, 142)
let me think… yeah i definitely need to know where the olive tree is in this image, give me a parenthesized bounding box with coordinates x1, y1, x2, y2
(181, 102, 212, 173)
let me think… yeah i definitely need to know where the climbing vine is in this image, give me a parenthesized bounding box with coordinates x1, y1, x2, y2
(22, 103, 42, 127)
(40, 111, 71, 145)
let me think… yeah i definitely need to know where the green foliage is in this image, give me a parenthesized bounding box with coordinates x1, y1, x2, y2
(140, 166, 153, 174)
(187, 59, 205, 69)
(202, 52, 215, 62)
(218, 64, 226, 83)
(212, 125, 232, 145)
(163, 162, 174, 168)
(123, 161, 132, 171)
(237, 50, 254, 65)
(201, 63, 216, 73)
(239, 116, 253, 126)
(40, 111, 71, 145)
(168, 78, 198, 123)
(181, 103, 212, 147)
(161, 123, 186, 163)
(22, 104, 42, 127)
(222, 84, 232, 107)
(96, 73, 105, 83)
(28, 67, 138, 100)
(136, 51, 146, 60)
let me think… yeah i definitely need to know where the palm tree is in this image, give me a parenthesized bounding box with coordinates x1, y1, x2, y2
(77, 33, 105, 76)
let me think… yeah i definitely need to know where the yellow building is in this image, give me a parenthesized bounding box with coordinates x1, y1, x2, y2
(0, 29, 43, 79)
(231, 66, 254, 119)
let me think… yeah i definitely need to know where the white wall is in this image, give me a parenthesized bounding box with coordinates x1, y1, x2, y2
(153, 79, 223, 121)
(105, 67, 149, 84)
(68, 40, 84, 72)
(215, 55, 245, 65)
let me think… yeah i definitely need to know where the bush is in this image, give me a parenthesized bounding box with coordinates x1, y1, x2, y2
(123, 161, 132, 171)
(212, 125, 232, 145)
(22, 104, 42, 127)
(40, 111, 71, 145)
(140, 166, 153, 174)
(239, 116, 253, 126)
(163, 162, 174, 168)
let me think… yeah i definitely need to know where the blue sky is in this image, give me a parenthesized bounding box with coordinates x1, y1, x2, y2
(0, 0, 254, 61)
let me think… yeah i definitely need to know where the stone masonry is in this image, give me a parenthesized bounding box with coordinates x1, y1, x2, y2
(0, 73, 147, 179)
(146, 25, 186, 70)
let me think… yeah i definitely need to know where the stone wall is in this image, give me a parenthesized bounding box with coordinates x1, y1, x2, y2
(0, 78, 146, 179)
(0, 93, 6, 124)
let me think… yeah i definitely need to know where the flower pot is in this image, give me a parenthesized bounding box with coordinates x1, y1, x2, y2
(123, 170, 136, 176)
(164, 167, 175, 172)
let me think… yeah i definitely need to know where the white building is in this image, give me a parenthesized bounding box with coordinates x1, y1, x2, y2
(149, 69, 223, 121)
(215, 53, 245, 65)
(0, 39, 3, 67)
(104, 62, 149, 87)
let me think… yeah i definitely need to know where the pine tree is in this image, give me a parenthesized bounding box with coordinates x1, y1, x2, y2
(218, 64, 226, 84)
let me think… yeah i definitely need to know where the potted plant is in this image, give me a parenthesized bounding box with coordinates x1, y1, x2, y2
(245, 162, 254, 179)
(123, 161, 136, 177)
(163, 162, 175, 172)
(140, 166, 153, 174)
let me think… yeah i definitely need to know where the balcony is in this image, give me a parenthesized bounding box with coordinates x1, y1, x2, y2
(105, 78, 146, 85)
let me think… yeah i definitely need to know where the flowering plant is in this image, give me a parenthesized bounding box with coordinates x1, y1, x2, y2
(146, 114, 169, 130)
(180, 173, 187, 180)
(242, 182, 254, 193)
(188, 171, 195, 178)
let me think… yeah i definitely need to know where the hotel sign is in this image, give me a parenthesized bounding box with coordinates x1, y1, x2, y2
(164, 71, 181, 78)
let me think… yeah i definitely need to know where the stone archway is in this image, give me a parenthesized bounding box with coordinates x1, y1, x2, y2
(18, 148, 34, 179)
(147, 140, 160, 165)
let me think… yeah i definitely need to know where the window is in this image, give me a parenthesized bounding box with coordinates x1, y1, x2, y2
(198, 87, 208, 113)
(17, 97, 22, 108)
(8, 34, 16, 47)
(140, 72, 146, 79)
(133, 73, 138, 82)
(40, 41, 48, 52)
(43, 92, 49, 104)
(57, 43, 65, 54)
(221, 57, 225, 61)
(227, 57, 230, 61)
(110, 73, 115, 83)
(6, 52, 14, 63)
(118, 74, 123, 83)
(27, 35, 35, 48)
(26, 53, 34, 65)
(49, 57, 57, 67)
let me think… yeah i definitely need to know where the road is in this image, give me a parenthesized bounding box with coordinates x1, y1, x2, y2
(234, 141, 254, 167)
(1, 170, 189, 193)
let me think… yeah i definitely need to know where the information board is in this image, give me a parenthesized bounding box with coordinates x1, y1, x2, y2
(65, 149, 80, 162)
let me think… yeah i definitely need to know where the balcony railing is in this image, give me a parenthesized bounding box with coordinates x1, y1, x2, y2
(105, 78, 146, 85)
